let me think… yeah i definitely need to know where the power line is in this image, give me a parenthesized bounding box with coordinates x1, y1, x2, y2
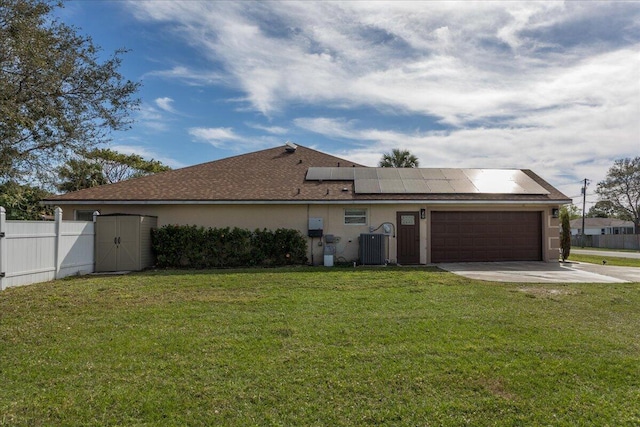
(557, 179, 598, 190)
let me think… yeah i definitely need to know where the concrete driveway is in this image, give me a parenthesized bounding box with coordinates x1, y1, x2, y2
(439, 261, 640, 283)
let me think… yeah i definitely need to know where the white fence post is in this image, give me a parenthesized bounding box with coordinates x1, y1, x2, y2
(54, 207, 63, 279)
(93, 211, 100, 271)
(0, 207, 6, 291)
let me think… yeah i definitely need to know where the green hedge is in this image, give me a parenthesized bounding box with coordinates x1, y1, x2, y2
(151, 225, 308, 268)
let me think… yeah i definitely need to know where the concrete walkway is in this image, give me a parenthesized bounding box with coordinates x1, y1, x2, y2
(439, 261, 640, 283)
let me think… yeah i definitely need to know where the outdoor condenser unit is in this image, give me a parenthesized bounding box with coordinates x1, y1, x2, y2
(359, 233, 385, 265)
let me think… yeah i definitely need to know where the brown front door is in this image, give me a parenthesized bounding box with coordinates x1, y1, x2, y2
(397, 211, 420, 264)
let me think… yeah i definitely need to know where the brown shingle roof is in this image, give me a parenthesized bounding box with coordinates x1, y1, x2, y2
(44, 144, 571, 204)
(45, 145, 363, 202)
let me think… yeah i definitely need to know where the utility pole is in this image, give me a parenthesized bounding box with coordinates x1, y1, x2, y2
(580, 178, 589, 247)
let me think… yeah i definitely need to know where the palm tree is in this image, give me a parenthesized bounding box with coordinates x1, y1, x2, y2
(378, 149, 419, 168)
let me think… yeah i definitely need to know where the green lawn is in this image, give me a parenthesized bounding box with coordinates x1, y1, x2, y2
(572, 247, 640, 253)
(1, 268, 639, 426)
(567, 253, 640, 267)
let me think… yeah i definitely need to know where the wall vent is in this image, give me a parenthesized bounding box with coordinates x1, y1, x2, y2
(285, 141, 297, 152)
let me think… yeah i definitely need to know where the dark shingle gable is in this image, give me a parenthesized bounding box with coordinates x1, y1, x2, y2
(45, 145, 363, 202)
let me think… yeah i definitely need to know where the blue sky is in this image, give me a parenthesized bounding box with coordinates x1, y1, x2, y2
(57, 1, 639, 209)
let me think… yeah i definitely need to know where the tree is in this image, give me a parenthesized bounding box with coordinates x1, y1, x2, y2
(586, 200, 629, 219)
(0, 0, 140, 181)
(559, 206, 571, 262)
(56, 157, 106, 193)
(87, 149, 171, 184)
(57, 148, 171, 192)
(595, 157, 640, 232)
(378, 149, 419, 168)
(562, 203, 582, 220)
(0, 181, 53, 219)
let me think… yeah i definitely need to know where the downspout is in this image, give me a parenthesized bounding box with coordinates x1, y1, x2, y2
(307, 204, 313, 265)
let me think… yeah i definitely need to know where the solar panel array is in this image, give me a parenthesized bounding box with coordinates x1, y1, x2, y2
(305, 167, 550, 195)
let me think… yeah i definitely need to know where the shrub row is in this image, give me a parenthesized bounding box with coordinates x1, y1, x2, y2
(151, 225, 308, 268)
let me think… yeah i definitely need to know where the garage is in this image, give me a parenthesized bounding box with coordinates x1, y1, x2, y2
(431, 211, 542, 263)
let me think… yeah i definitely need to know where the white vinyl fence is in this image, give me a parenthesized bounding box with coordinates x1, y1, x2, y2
(0, 207, 95, 290)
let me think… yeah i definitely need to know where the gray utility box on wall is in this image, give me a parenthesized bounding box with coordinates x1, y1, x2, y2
(95, 214, 158, 272)
(359, 233, 385, 265)
(308, 217, 323, 238)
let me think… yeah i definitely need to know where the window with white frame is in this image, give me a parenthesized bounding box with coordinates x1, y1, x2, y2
(344, 208, 367, 225)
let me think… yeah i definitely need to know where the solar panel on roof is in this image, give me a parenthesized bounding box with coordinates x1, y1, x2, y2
(354, 168, 378, 179)
(512, 172, 536, 184)
(330, 168, 355, 180)
(379, 179, 406, 193)
(518, 180, 550, 194)
(306, 167, 333, 180)
(472, 170, 549, 194)
(306, 167, 550, 195)
(473, 179, 520, 194)
(449, 179, 480, 193)
(402, 179, 431, 193)
(306, 167, 355, 181)
(427, 180, 456, 193)
(355, 179, 381, 193)
(441, 169, 467, 180)
(376, 168, 401, 179)
(420, 169, 446, 180)
(461, 169, 484, 180)
(398, 168, 423, 179)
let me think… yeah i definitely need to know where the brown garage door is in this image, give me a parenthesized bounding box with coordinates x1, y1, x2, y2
(431, 211, 542, 263)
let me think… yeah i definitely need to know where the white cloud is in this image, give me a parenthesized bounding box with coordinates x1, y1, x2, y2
(137, 105, 169, 132)
(126, 0, 640, 208)
(110, 145, 185, 169)
(155, 97, 177, 114)
(293, 117, 362, 140)
(144, 66, 226, 86)
(188, 127, 242, 148)
(246, 123, 289, 135)
(126, 1, 639, 121)
(188, 126, 285, 151)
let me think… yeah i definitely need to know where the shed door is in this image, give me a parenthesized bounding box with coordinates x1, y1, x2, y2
(95, 216, 141, 272)
(96, 216, 118, 272)
(431, 211, 542, 263)
(397, 212, 420, 264)
(116, 216, 140, 271)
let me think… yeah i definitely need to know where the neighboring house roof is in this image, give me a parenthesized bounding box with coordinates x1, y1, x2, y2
(569, 218, 635, 229)
(44, 144, 571, 205)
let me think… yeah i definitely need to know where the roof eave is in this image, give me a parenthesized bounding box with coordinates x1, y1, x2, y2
(43, 198, 571, 206)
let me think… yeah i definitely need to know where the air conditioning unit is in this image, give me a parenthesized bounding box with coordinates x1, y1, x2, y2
(359, 234, 385, 265)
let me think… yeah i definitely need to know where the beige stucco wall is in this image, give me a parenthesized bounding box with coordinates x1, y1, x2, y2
(59, 202, 560, 265)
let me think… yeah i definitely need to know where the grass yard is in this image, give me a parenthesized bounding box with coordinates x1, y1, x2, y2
(573, 247, 640, 253)
(567, 253, 640, 267)
(1, 268, 639, 426)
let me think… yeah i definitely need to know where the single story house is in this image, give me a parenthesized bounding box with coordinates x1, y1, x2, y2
(44, 144, 571, 264)
(570, 218, 636, 236)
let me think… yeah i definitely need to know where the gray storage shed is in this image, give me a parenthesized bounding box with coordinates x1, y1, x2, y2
(95, 214, 157, 272)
